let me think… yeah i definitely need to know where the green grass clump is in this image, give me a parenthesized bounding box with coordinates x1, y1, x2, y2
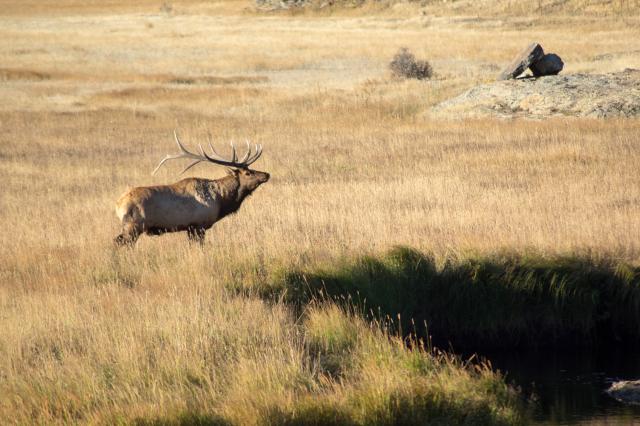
(305, 304, 361, 377)
(262, 304, 527, 426)
(278, 247, 640, 347)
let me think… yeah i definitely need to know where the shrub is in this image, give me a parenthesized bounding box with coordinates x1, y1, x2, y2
(389, 48, 433, 80)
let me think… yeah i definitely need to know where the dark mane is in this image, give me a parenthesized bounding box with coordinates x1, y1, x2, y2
(215, 173, 255, 219)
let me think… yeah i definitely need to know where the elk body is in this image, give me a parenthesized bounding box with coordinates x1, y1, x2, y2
(115, 132, 269, 246)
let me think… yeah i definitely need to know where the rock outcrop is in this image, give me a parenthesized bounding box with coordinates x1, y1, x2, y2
(607, 380, 640, 405)
(431, 69, 640, 119)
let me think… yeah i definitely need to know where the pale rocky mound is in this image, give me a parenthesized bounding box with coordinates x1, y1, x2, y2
(432, 69, 640, 119)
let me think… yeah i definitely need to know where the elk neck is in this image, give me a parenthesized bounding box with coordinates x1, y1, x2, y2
(215, 173, 252, 219)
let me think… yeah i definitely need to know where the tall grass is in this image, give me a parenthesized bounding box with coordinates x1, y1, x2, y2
(221, 303, 526, 426)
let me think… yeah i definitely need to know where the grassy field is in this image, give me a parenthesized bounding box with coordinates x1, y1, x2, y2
(1, 0, 639, 424)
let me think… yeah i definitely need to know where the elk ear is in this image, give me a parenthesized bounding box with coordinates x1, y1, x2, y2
(226, 167, 239, 176)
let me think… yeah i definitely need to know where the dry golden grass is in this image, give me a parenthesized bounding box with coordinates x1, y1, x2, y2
(3, 107, 639, 262)
(0, 1, 639, 423)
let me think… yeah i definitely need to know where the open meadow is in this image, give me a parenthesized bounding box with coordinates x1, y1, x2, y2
(1, 0, 640, 424)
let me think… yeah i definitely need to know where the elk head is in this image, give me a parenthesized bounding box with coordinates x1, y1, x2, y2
(228, 167, 270, 194)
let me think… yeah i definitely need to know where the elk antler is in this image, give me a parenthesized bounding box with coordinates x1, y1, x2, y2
(153, 130, 263, 175)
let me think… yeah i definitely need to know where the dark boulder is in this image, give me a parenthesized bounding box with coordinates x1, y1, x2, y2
(530, 53, 564, 77)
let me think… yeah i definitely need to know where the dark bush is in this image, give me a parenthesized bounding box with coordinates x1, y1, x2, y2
(389, 48, 433, 80)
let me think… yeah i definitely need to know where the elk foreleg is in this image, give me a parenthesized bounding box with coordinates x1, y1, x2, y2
(187, 226, 206, 246)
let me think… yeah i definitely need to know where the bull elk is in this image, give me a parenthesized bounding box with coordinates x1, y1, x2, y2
(114, 131, 269, 246)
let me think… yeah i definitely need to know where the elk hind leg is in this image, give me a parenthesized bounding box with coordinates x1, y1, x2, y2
(187, 226, 206, 246)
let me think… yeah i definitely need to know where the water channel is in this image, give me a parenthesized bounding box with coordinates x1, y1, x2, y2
(473, 346, 640, 425)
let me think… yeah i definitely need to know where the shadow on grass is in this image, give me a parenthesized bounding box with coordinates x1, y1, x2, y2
(277, 247, 640, 348)
(262, 391, 521, 426)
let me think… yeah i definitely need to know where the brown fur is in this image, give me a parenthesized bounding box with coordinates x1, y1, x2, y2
(115, 168, 269, 246)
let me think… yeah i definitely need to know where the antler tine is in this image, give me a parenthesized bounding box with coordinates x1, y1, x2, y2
(199, 141, 222, 160)
(179, 159, 204, 175)
(230, 141, 237, 163)
(208, 140, 224, 159)
(246, 144, 258, 164)
(200, 143, 237, 167)
(245, 143, 263, 165)
(238, 139, 252, 164)
(174, 130, 189, 153)
(152, 155, 173, 175)
(202, 134, 233, 161)
(153, 130, 206, 175)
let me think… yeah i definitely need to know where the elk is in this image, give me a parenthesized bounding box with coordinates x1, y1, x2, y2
(114, 131, 269, 246)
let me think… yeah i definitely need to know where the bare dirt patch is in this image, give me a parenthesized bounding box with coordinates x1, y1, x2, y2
(162, 75, 268, 85)
(0, 67, 62, 81)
